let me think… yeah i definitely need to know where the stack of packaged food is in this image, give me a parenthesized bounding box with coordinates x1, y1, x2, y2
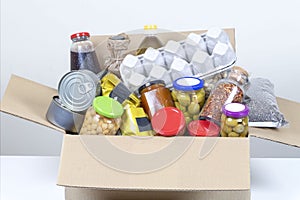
(46, 26, 287, 137)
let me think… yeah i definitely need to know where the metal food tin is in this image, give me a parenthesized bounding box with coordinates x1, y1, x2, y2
(58, 70, 100, 112)
(46, 96, 85, 134)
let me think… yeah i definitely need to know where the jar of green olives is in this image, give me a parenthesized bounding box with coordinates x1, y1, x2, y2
(172, 77, 205, 125)
(221, 103, 249, 137)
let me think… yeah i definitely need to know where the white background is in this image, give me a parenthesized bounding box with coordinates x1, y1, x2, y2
(1, 0, 300, 156)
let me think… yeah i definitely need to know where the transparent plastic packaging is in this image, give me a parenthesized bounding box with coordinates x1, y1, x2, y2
(70, 32, 101, 74)
(246, 78, 288, 128)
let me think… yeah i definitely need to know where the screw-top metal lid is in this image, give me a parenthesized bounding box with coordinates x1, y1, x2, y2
(93, 96, 124, 118)
(222, 103, 250, 118)
(173, 77, 204, 91)
(70, 32, 90, 40)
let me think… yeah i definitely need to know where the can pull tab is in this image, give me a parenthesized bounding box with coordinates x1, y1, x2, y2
(78, 82, 94, 94)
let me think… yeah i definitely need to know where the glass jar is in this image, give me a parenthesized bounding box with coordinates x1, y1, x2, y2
(151, 107, 186, 136)
(79, 96, 124, 135)
(139, 80, 174, 119)
(172, 77, 205, 125)
(70, 32, 101, 74)
(199, 66, 249, 125)
(221, 103, 249, 137)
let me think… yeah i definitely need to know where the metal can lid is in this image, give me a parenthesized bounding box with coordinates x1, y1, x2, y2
(58, 70, 99, 112)
(151, 107, 185, 136)
(173, 77, 204, 91)
(93, 96, 124, 118)
(222, 103, 249, 118)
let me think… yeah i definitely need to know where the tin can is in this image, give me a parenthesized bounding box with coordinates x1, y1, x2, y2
(58, 70, 101, 112)
(46, 96, 85, 134)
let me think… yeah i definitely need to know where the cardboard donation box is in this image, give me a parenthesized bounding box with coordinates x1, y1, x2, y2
(1, 29, 300, 200)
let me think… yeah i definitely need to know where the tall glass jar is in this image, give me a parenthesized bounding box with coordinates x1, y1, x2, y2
(70, 32, 101, 74)
(221, 103, 249, 137)
(199, 66, 249, 125)
(172, 77, 205, 125)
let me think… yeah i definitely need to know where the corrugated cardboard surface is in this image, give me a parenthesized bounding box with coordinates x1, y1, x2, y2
(57, 135, 250, 190)
(249, 98, 300, 147)
(65, 187, 250, 200)
(0, 75, 63, 133)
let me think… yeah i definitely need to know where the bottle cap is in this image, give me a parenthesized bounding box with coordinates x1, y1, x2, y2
(144, 25, 157, 30)
(173, 77, 204, 91)
(93, 96, 124, 118)
(70, 32, 90, 40)
(222, 103, 249, 118)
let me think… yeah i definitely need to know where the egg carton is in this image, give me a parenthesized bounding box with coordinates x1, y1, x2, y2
(120, 27, 236, 93)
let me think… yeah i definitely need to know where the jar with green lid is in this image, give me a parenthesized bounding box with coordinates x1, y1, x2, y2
(79, 96, 124, 135)
(172, 77, 205, 125)
(220, 103, 249, 137)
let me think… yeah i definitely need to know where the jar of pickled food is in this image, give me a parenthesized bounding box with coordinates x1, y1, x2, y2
(199, 66, 249, 125)
(151, 107, 186, 136)
(139, 80, 174, 119)
(79, 96, 124, 135)
(220, 103, 249, 137)
(172, 77, 205, 125)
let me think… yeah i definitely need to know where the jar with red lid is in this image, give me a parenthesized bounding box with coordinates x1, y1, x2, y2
(70, 32, 101, 73)
(188, 120, 220, 137)
(151, 107, 186, 136)
(138, 80, 174, 119)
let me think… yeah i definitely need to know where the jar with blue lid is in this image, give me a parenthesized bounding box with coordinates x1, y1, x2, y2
(172, 77, 205, 125)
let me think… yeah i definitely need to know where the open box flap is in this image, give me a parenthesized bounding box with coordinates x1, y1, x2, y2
(249, 98, 300, 147)
(57, 135, 250, 190)
(0, 74, 64, 133)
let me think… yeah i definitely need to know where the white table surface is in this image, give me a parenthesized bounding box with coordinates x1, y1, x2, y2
(1, 156, 300, 200)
